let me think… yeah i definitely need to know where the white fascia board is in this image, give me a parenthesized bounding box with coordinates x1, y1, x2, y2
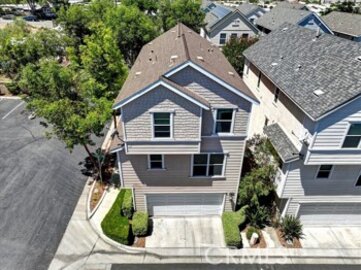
(112, 79, 209, 110)
(164, 61, 259, 105)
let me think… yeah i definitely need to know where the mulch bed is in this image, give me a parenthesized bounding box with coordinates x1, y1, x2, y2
(275, 228, 302, 248)
(132, 237, 146, 248)
(90, 181, 106, 212)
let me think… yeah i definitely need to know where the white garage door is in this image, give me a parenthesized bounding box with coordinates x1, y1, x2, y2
(298, 203, 361, 226)
(146, 193, 225, 216)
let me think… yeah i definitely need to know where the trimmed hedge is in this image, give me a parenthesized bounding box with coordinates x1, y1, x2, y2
(121, 189, 134, 219)
(222, 206, 248, 248)
(132, 212, 149, 236)
(101, 189, 131, 245)
(246, 226, 260, 240)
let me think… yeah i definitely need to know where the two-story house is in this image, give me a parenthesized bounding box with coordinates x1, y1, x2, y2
(243, 24, 361, 226)
(109, 23, 258, 216)
(201, 2, 259, 46)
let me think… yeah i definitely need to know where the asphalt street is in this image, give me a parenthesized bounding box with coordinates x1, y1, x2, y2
(0, 98, 99, 270)
(111, 265, 361, 270)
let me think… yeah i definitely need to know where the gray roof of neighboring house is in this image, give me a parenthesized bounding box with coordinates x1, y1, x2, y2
(243, 24, 361, 120)
(256, 7, 311, 31)
(322, 11, 361, 37)
(236, 3, 263, 16)
(274, 1, 306, 10)
(113, 23, 256, 108)
(264, 124, 300, 163)
(204, 3, 232, 31)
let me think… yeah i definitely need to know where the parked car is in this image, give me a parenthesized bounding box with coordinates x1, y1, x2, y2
(2, 14, 15, 20)
(23, 15, 38, 21)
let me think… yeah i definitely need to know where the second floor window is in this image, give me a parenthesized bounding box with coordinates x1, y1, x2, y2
(257, 72, 262, 88)
(192, 153, 225, 177)
(153, 112, 171, 138)
(316, 165, 333, 179)
(214, 109, 234, 134)
(274, 88, 280, 103)
(219, 33, 227, 45)
(342, 123, 361, 148)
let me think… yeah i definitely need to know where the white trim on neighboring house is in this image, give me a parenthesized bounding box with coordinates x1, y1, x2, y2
(113, 80, 210, 110)
(164, 61, 259, 105)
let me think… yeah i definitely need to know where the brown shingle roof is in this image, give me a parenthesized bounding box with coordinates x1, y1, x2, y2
(113, 23, 256, 108)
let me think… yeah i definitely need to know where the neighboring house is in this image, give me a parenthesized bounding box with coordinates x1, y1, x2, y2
(110, 23, 258, 216)
(243, 24, 361, 226)
(273, 1, 308, 11)
(322, 11, 361, 42)
(201, 2, 259, 46)
(236, 3, 266, 25)
(256, 5, 332, 34)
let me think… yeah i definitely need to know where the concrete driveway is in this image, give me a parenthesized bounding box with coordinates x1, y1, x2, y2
(301, 227, 361, 249)
(146, 216, 225, 248)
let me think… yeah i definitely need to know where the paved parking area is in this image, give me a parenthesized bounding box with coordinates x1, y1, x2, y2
(0, 98, 97, 270)
(301, 227, 361, 249)
(146, 216, 226, 248)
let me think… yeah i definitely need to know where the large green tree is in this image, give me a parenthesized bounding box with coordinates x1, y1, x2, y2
(158, 0, 205, 32)
(222, 36, 258, 76)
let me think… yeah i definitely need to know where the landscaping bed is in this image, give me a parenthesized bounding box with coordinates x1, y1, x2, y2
(276, 228, 302, 248)
(89, 181, 106, 212)
(242, 226, 267, 248)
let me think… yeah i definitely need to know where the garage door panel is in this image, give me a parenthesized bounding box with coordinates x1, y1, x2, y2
(146, 193, 224, 216)
(298, 203, 361, 226)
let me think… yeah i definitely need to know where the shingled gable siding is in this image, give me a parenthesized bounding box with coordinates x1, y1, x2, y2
(208, 12, 257, 45)
(168, 66, 252, 136)
(280, 160, 361, 198)
(119, 137, 246, 211)
(243, 62, 315, 149)
(306, 96, 361, 164)
(122, 85, 201, 142)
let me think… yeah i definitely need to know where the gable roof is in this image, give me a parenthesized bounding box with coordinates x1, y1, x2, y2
(236, 3, 264, 16)
(243, 24, 361, 121)
(204, 3, 232, 31)
(322, 11, 361, 38)
(256, 7, 311, 31)
(113, 23, 257, 109)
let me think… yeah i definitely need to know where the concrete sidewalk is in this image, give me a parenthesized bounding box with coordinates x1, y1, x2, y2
(50, 184, 361, 270)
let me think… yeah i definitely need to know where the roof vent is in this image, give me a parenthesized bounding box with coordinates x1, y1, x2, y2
(271, 62, 278, 66)
(170, 55, 178, 60)
(313, 89, 325, 97)
(355, 56, 361, 63)
(295, 64, 302, 70)
(197, 56, 204, 61)
(281, 27, 288, 32)
(228, 71, 235, 76)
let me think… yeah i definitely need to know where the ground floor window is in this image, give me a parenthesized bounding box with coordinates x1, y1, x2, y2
(192, 153, 225, 177)
(316, 165, 333, 179)
(148, 155, 164, 169)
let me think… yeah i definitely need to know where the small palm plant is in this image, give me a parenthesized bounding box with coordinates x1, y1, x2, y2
(280, 215, 304, 243)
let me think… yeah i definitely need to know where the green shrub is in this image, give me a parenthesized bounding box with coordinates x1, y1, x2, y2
(121, 189, 133, 219)
(222, 206, 248, 248)
(101, 189, 131, 245)
(246, 205, 270, 229)
(246, 226, 260, 240)
(281, 215, 304, 242)
(132, 212, 149, 236)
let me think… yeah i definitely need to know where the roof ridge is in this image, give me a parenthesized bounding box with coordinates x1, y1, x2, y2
(181, 25, 191, 60)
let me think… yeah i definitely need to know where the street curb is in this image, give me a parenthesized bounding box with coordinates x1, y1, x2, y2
(0, 96, 22, 100)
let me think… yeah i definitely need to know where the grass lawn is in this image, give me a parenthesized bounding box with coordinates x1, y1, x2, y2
(101, 189, 132, 245)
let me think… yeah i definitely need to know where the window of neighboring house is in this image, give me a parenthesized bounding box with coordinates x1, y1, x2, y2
(274, 88, 280, 103)
(232, 24, 239, 27)
(264, 117, 269, 127)
(153, 112, 172, 138)
(257, 72, 262, 88)
(245, 60, 250, 75)
(192, 153, 225, 177)
(342, 123, 361, 148)
(219, 33, 227, 44)
(250, 18, 255, 24)
(231, 33, 238, 39)
(316, 165, 333, 179)
(242, 33, 249, 39)
(148, 155, 164, 169)
(214, 109, 234, 134)
(356, 173, 361, 186)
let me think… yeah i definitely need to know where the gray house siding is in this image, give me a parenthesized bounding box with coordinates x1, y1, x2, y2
(306, 96, 361, 165)
(169, 66, 252, 136)
(120, 137, 246, 212)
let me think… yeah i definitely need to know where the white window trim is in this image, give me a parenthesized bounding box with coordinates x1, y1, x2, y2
(340, 122, 361, 149)
(219, 33, 227, 45)
(190, 153, 227, 178)
(147, 155, 165, 170)
(212, 108, 236, 135)
(315, 164, 334, 180)
(150, 112, 174, 140)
